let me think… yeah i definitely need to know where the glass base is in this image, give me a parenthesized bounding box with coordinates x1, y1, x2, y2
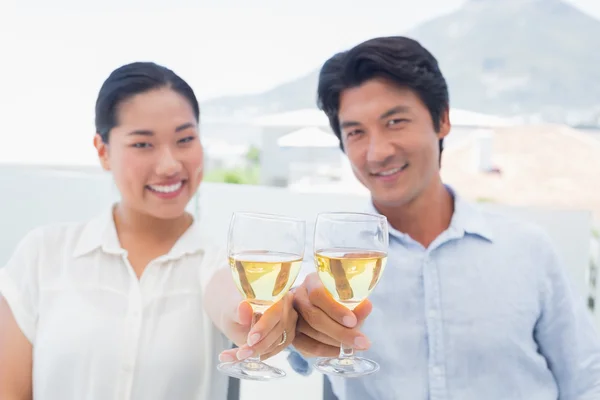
(314, 356, 379, 378)
(217, 360, 286, 381)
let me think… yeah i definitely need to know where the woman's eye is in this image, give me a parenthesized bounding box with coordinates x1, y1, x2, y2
(131, 142, 152, 149)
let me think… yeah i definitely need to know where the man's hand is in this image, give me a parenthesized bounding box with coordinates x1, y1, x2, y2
(218, 292, 298, 362)
(292, 272, 373, 358)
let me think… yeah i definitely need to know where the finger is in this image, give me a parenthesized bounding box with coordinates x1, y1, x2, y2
(234, 301, 253, 326)
(354, 300, 373, 331)
(260, 329, 294, 359)
(223, 301, 255, 347)
(261, 328, 296, 361)
(218, 348, 239, 363)
(261, 330, 293, 361)
(305, 273, 357, 328)
(303, 271, 326, 295)
(244, 301, 298, 358)
(354, 299, 373, 325)
(294, 285, 369, 347)
(262, 305, 298, 356)
(248, 320, 286, 356)
(292, 333, 340, 358)
(296, 316, 340, 347)
(246, 300, 284, 347)
(280, 291, 294, 321)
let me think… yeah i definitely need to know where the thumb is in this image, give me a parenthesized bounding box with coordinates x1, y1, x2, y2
(234, 300, 253, 326)
(354, 299, 373, 326)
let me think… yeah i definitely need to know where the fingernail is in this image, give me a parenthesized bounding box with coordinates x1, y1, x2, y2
(342, 315, 357, 328)
(219, 353, 235, 362)
(237, 348, 254, 360)
(354, 336, 371, 349)
(247, 333, 261, 347)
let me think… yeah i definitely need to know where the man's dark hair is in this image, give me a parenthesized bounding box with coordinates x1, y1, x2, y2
(95, 61, 200, 143)
(316, 36, 449, 161)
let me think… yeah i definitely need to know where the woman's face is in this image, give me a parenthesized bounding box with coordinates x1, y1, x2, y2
(94, 87, 204, 220)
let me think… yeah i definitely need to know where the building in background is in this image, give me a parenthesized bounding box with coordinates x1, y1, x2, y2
(255, 107, 516, 188)
(441, 124, 600, 223)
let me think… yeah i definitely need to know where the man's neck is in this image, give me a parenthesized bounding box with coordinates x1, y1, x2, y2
(373, 181, 454, 248)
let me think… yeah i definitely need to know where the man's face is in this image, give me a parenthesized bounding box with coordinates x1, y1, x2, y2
(338, 78, 450, 209)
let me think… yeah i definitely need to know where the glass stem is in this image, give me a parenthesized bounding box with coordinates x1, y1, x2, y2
(339, 342, 354, 359)
(245, 311, 263, 364)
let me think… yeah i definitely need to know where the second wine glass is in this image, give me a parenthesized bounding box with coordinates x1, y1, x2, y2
(312, 212, 388, 378)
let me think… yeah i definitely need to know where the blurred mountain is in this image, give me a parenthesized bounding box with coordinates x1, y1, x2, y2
(202, 0, 600, 125)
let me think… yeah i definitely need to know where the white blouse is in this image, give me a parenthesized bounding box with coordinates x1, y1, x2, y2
(0, 208, 231, 400)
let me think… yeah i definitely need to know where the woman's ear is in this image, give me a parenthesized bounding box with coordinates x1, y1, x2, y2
(93, 134, 111, 171)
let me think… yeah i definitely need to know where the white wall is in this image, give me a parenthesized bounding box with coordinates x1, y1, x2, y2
(0, 166, 116, 265)
(477, 203, 592, 301)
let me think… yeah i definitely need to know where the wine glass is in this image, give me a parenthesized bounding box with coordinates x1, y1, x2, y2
(312, 212, 388, 378)
(217, 211, 305, 381)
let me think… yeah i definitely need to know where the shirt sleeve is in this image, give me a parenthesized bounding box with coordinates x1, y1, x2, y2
(286, 345, 316, 376)
(0, 228, 43, 344)
(534, 232, 600, 399)
(198, 236, 228, 294)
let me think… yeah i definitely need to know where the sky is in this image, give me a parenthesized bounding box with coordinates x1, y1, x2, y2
(3, 0, 599, 100)
(0, 0, 599, 164)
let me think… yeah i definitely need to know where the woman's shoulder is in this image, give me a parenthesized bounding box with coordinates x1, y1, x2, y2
(19, 219, 96, 253)
(13, 222, 77, 251)
(6, 211, 111, 268)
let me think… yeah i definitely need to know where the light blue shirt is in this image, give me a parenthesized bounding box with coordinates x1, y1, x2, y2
(289, 189, 600, 400)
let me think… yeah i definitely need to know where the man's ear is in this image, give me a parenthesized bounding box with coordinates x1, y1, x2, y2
(437, 108, 451, 140)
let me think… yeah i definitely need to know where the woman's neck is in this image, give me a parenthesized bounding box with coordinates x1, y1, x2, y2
(112, 203, 193, 243)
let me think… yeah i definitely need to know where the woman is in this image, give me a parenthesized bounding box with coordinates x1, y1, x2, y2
(0, 62, 296, 399)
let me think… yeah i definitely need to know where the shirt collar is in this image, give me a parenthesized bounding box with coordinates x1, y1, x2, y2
(72, 205, 206, 260)
(364, 185, 494, 243)
(447, 187, 494, 242)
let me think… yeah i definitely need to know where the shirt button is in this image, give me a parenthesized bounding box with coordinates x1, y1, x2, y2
(428, 310, 437, 319)
(432, 366, 443, 375)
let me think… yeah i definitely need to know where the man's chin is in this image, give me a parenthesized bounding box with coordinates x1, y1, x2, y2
(370, 189, 413, 210)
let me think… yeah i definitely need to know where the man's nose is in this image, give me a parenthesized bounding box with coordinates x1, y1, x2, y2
(366, 131, 395, 164)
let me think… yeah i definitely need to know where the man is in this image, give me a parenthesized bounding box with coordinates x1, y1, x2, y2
(289, 36, 600, 400)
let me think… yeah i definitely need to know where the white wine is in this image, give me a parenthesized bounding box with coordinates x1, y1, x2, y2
(229, 250, 302, 309)
(315, 248, 387, 309)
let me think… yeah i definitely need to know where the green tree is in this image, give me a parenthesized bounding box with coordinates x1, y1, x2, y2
(246, 146, 260, 165)
(223, 171, 244, 184)
(204, 167, 260, 185)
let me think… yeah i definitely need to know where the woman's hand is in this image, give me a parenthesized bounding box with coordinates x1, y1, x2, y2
(218, 292, 298, 362)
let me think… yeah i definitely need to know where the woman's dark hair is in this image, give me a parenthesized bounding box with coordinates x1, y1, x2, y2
(95, 62, 200, 143)
(317, 36, 449, 161)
